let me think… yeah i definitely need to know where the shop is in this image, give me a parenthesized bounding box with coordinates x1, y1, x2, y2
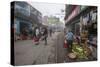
(65, 5, 80, 34)
(80, 7, 97, 60)
(13, 1, 43, 40)
(14, 18, 33, 40)
(64, 5, 97, 62)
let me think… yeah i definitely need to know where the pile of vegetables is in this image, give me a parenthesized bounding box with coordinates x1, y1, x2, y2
(72, 43, 88, 59)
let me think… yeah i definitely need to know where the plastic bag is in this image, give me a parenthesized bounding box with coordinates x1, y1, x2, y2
(64, 40, 68, 48)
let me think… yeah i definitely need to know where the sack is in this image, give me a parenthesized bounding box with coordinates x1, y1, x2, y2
(64, 40, 68, 48)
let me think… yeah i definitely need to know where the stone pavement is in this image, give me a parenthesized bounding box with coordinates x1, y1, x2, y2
(55, 32, 66, 63)
(14, 32, 59, 65)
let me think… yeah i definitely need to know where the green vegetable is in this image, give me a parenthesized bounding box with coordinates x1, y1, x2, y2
(72, 44, 88, 59)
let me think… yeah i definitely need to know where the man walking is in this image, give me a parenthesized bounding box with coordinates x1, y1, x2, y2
(42, 27, 48, 45)
(65, 30, 74, 52)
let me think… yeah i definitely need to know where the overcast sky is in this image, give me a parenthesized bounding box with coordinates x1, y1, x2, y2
(28, 2, 65, 23)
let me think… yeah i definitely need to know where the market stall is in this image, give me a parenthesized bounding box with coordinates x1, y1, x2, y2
(64, 6, 97, 62)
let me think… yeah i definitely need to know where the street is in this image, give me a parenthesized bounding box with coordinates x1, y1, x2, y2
(11, 2, 97, 65)
(14, 32, 64, 65)
(56, 32, 66, 63)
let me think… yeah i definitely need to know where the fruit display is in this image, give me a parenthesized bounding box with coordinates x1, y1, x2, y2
(72, 44, 88, 59)
(81, 31, 88, 38)
(68, 53, 77, 59)
(84, 47, 92, 57)
(81, 30, 88, 44)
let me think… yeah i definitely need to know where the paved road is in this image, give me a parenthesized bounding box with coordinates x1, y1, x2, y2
(55, 32, 66, 63)
(14, 32, 59, 65)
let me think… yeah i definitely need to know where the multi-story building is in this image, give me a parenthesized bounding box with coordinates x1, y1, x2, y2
(11, 1, 42, 39)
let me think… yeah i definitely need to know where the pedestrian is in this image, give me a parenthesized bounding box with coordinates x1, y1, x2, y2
(42, 27, 48, 45)
(33, 26, 40, 45)
(65, 30, 74, 52)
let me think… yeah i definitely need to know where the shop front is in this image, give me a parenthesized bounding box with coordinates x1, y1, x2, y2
(64, 6, 97, 62)
(80, 7, 97, 60)
(14, 18, 33, 40)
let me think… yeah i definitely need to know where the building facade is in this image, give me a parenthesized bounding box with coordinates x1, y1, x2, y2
(64, 5, 97, 59)
(11, 1, 42, 40)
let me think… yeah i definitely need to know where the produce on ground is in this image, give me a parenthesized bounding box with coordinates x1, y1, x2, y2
(68, 53, 77, 59)
(72, 43, 88, 59)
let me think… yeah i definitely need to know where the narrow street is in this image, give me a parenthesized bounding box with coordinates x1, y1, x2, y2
(14, 32, 62, 65)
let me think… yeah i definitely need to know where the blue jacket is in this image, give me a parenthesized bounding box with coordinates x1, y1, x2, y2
(66, 32, 74, 40)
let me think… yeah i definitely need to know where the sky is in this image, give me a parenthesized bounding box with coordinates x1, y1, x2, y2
(28, 2, 65, 23)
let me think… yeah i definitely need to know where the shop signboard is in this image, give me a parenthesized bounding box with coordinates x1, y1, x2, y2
(65, 6, 80, 23)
